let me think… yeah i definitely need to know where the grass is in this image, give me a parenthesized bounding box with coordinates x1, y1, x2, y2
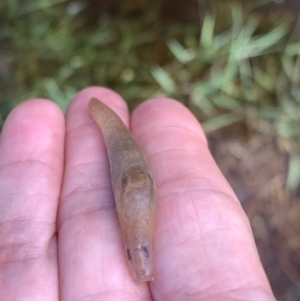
(1, 1, 299, 185)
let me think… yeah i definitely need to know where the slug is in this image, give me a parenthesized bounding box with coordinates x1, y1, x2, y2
(88, 98, 156, 282)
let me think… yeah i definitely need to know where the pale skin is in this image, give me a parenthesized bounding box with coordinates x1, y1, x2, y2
(0, 87, 276, 300)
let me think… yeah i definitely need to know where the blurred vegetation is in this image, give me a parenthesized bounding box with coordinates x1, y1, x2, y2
(0, 0, 299, 183)
(1, 0, 300, 299)
(1, 0, 299, 189)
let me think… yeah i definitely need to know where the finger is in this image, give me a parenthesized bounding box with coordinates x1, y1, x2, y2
(58, 87, 152, 301)
(0, 99, 64, 301)
(131, 98, 275, 301)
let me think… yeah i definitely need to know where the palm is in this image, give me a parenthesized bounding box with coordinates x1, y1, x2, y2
(0, 87, 275, 301)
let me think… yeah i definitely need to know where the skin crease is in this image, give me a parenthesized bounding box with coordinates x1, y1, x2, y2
(0, 87, 277, 301)
(88, 98, 156, 282)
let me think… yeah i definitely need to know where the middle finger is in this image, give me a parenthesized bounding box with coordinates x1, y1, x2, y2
(58, 87, 152, 301)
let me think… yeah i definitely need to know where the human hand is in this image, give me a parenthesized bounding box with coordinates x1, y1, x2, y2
(0, 87, 276, 300)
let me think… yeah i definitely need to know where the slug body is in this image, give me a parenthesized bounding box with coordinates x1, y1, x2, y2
(88, 98, 156, 282)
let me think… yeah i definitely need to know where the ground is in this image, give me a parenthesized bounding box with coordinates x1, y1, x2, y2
(209, 129, 300, 301)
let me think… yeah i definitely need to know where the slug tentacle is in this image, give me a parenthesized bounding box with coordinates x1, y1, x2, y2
(88, 98, 156, 283)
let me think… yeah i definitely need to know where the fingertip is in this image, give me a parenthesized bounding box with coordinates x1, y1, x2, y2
(0, 98, 65, 168)
(131, 97, 207, 145)
(4, 98, 64, 126)
(66, 86, 129, 131)
(67, 86, 128, 114)
(2, 98, 65, 141)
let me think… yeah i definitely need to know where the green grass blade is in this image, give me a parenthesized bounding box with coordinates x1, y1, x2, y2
(168, 39, 195, 64)
(151, 66, 176, 94)
(201, 13, 215, 48)
(286, 154, 300, 192)
(202, 112, 243, 133)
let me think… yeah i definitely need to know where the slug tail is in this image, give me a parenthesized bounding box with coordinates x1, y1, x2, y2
(126, 244, 154, 283)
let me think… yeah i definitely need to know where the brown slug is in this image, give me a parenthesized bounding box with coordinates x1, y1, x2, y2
(88, 98, 156, 283)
